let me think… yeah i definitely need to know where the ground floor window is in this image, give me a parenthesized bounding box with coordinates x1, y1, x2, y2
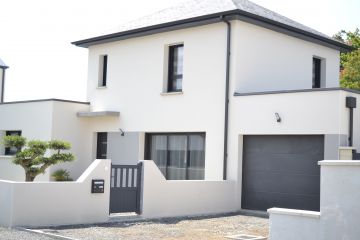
(145, 133, 205, 180)
(5, 130, 22, 155)
(96, 132, 108, 159)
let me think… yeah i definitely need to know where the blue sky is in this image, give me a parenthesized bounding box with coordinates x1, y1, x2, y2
(0, 0, 359, 101)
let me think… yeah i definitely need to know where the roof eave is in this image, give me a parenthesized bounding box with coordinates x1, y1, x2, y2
(71, 10, 239, 48)
(233, 9, 352, 52)
(72, 9, 352, 52)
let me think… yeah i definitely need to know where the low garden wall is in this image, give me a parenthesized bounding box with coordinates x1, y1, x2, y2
(140, 160, 237, 218)
(0, 159, 110, 227)
(268, 160, 360, 240)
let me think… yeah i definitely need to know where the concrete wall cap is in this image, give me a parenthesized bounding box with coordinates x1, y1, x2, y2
(319, 160, 360, 166)
(338, 146, 356, 150)
(267, 208, 320, 219)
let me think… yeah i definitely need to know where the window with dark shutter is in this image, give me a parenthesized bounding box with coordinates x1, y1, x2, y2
(98, 55, 108, 87)
(312, 58, 321, 88)
(167, 45, 184, 92)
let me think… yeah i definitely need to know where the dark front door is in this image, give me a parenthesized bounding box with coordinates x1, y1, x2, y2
(242, 135, 324, 211)
(96, 132, 108, 159)
(110, 163, 142, 213)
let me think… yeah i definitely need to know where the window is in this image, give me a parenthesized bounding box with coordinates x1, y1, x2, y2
(312, 57, 321, 88)
(98, 55, 108, 87)
(146, 133, 205, 180)
(167, 44, 184, 92)
(96, 132, 108, 159)
(5, 131, 22, 155)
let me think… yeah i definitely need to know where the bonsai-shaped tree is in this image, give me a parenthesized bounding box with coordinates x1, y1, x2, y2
(2, 136, 75, 181)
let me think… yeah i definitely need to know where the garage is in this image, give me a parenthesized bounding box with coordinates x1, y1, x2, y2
(241, 135, 323, 211)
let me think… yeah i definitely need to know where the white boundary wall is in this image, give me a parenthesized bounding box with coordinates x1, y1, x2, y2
(0, 159, 110, 227)
(140, 160, 237, 218)
(0, 156, 49, 181)
(268, 160, 360, 240)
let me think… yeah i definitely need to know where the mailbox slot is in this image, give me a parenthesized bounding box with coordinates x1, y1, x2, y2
(91, 179, 105, 193)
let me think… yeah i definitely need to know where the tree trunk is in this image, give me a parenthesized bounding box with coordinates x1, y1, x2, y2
(25, 173, 35, 182)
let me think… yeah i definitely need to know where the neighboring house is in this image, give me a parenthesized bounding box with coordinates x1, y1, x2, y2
(0, 0, 357, 215)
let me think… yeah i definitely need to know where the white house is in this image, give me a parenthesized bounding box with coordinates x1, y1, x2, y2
(0, 0, 357, 217)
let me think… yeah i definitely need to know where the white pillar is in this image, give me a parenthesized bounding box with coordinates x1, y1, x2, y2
(338, 146, 355, 160)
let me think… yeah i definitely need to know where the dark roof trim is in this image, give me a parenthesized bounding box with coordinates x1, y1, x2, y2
(234, 87, 360, 97)
(72, 10, 238, 47)
(72, 10, 352, 52)
(0, 98, 90, 105)
(0, 66, 9, 69)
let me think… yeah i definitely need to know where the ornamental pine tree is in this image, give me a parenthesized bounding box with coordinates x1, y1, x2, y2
(2, 136, 75, 181)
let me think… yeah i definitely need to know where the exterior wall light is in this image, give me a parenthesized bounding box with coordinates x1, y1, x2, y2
(275, 113, 281, 123)
(119, 128, 125, 136)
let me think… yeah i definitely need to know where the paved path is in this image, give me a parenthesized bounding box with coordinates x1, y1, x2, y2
(38, 213, 269, 240)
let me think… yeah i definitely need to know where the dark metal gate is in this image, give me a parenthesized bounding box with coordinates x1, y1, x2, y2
(110, 162, 142, 213)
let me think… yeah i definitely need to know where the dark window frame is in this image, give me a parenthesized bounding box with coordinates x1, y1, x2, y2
(167, 44, 184, 92)
(99, 55, 108, 87)
(4, 130, 22, 155)
(96, 132, 108, 159)
(145, 132, 206, 180)
(312, 57, 321, 88)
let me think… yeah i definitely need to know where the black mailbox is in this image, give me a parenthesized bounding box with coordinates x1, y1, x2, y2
(91, 179, 105, 193)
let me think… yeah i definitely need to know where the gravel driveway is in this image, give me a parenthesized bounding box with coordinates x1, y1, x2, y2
(0, 227, 53, 240)
(38, 213, 268, 240)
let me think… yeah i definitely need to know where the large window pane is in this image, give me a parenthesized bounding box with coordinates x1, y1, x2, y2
(188, 135, 205, 180)
(147, 133, 205, 180)
(168, 135, 187, 180)
(150, 135, 167, 177)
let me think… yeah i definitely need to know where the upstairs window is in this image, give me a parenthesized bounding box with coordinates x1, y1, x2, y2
(5, 131, 22, 155)
(98, 55, 108, 87)
(312, 57, 321, 88)
(167, 44, 184, 92)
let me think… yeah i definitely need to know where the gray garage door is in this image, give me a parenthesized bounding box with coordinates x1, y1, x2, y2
(242, 135, 323, 211)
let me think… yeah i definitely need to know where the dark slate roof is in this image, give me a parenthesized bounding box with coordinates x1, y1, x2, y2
(72, 0, 351, 51)
(0, 58, 8, 69)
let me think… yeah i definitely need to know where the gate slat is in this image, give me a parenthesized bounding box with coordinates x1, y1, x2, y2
(119, 167, 124, 188)
(113, 166, 117, 188)
(131, 167, 135, 187)
(125, 168, 129, 187)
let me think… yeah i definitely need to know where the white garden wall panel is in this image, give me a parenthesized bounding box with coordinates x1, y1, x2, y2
(268, 161, 360, 240)
(140, 160, 237, 218)
(0, 159, 110, 227)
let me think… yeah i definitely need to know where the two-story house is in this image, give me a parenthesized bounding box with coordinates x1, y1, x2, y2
(0, 0, 357, 217)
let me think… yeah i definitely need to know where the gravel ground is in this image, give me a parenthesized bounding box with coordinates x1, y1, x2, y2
(39, 213, 269, 240)
(0, 227, 54, 240)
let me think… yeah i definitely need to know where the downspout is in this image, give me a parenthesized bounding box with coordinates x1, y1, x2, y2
(221, 16, 231, 180)
(1, 67, 6, 103)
